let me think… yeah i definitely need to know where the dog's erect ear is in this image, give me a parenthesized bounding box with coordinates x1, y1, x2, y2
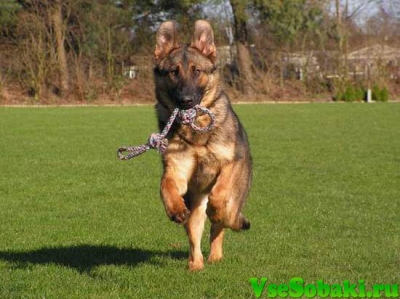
(155, 21, 179, 62)
(191, 20, 216, 63)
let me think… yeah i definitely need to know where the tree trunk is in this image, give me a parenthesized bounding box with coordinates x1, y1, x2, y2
(230, 0, 255, 96)
(335, 0, 345, 78)
(301, 32, 309, 86)
(343, 0, 349, 80)
(236, 42, 255, 95)
(52, 0, 69, 97)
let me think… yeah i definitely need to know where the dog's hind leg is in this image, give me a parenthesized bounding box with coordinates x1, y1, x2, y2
(207, 160, 251, 231)
(208, 222, 224, 263)
(184, 194, 208, 271)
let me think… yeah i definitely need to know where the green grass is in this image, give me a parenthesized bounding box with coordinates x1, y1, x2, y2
(0, 104, 399, 298)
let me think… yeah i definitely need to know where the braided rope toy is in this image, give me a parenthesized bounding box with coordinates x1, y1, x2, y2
(117, 105, 216, 160)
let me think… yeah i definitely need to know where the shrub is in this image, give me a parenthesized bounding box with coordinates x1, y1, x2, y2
(379, 86, 389, 102)
(372, 84, 390, 102)
(333, 82, 366, 102)
(372, 85, 380, 101)
(343, 85, 357, 102)
(335, 84, 365, 102)
(333, 91, 343, 102)
(355, 87, 366, 102)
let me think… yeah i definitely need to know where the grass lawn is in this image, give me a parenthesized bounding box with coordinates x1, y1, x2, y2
(0, 103, 399, 298)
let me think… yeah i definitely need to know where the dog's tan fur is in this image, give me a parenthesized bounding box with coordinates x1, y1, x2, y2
(154, 20, 252, 271)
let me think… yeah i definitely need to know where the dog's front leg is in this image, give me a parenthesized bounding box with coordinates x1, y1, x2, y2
(160, 173, 190, 223)
(160, 152, 194, 224)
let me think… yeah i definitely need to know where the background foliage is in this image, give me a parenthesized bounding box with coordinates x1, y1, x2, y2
(0, 0, 399, 103)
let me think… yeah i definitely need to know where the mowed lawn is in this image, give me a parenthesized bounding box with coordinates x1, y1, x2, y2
(0, 104, 399, 298)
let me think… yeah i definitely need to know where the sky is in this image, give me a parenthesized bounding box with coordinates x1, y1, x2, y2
(337, 0, 400, 24)
(204, 0, 384, 24)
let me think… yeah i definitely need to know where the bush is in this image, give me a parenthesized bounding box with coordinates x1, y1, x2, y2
(380, 87, 389, 102)
(333, 90, 343, 102)
(372, 84, 389, 102)
(355, 87, 366, 102)
(335, 84, 365, 102)
(343, 85, 357, 102)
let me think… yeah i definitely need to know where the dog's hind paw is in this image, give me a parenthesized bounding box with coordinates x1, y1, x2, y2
(188, 256, 204, 271)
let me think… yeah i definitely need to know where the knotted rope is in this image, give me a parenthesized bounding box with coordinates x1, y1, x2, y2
(117, 105, 216, 161)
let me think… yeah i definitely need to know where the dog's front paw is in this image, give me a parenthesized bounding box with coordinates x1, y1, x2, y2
(168, 204, 190, 224)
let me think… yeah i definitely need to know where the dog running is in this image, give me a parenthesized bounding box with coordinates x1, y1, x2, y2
(153, 19, 253, 271)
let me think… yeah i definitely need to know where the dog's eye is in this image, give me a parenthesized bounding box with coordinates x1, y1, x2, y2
(170, 69, 179, 77)
(193, 68, 201, 76)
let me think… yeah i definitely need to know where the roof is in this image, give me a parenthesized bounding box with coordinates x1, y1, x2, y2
(348, 44, 400, 60)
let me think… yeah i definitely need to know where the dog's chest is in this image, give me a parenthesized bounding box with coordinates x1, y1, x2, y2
(189, 141, 235, 192)
(170, 120, 236, 192)
(176, 115, 213, 146)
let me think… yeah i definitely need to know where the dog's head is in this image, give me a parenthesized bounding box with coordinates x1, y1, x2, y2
(154, 20, 219, 110)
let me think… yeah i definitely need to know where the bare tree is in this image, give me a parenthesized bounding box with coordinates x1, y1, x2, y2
(334, 0, 377, 77)
(51, 0, 69, 96)
(229, 0, 255, 96)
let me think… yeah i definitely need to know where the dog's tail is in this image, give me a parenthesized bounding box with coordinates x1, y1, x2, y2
(240, 214, 251, 230)
(230, 213, 250, 231)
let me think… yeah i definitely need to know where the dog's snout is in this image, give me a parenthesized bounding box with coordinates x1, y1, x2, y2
(178, 95, 195, 108)
(182, 96, 194, 105)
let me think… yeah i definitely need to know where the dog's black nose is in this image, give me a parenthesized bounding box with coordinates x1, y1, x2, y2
(179, 96, 195, 108)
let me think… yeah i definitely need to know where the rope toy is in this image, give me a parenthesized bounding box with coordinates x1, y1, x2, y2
(117, 105, 216, 161)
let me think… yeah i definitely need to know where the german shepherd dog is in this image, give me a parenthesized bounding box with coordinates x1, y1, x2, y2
(154, 20, 252, 271)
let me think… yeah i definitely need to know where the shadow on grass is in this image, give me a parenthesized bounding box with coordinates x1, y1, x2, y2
(0, 244, 187, 274)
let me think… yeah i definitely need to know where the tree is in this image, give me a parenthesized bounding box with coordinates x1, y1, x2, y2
(12, 0, 71, 98)
(8, 0, 137, 100)
(0, 0, 21, 38)
(229, 0, 255, 95)
(131, 0, 204, 53)
(254, 0, 325, 87)
(51, 0, 69, 96)
(365, 4, 400, 44)
(334, 0, 377, 78)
